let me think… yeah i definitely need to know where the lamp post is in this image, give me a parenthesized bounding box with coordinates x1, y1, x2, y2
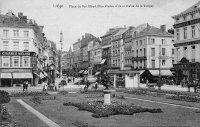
(60, 31, 63, 78)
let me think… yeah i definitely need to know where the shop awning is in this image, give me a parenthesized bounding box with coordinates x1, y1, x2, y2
(83, 70, 88, 74)
(43, 71, 48, 77)
(95, 72, 100, 75)
(161, 70, 173, 76)
(39, 72, 45, 79)
(13, 73, 33, 79)
(100, 59, 106, 64)
(55, 70, 59, 74)
(0, 73, 12, 79)
(149, 70, 173, 76)
(33, 72, 40, 77)
(139, 70, 145, 74)
(79, 70, 84, 73)
(108, 70, 140, 74)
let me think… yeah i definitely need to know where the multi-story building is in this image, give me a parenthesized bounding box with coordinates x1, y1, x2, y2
(80, 33, 97, 72)
(101, 28, 121, 70)
(124, 27, 135, 70)
(111, 28, 127, 70)
(132, 23, 175, 83)
(172, 1, 200, 82)
(73, 39, 81, 76)
(0, 11, 46, 87)
(89, 40, 102, 73)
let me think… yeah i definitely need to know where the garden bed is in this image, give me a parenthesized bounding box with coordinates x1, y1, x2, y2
(166, 95, 200, 103)
(0, 104, 16, 127)
(63, 99, 162, 118)
(125, 88, 200, 98)
(10, 91, 49, 97)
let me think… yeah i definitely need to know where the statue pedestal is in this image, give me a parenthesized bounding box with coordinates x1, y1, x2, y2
(103, 89, 115, 105)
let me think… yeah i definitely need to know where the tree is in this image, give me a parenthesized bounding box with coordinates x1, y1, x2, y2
(168, 28, 174, 34)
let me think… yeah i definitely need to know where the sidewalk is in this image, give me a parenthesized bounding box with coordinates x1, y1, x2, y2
(0, 82, 86, 94)
(139, 83, 195, 92)
(17, 99, 60, 127)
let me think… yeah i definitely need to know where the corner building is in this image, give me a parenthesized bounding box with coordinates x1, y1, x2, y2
(0, 11, 45, 87)
(172, 1, 200, 83)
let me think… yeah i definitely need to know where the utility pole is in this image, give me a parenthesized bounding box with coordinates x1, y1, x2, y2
(158, 44, 161, 90)
(60, 31, 64, 90)
(60, 31, 63, 78)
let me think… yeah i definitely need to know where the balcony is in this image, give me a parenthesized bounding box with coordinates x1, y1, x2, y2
(132, 56, 147, 61)
(102, 53, 111, 58)
(124, 64, 133, 67)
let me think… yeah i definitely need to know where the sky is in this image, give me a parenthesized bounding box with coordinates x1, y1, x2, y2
(0, 0, 199, 51)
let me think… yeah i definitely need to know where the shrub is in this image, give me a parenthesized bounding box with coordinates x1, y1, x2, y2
(166, 95, 200, 102)
(111, 94, 125, 99)
(0, 90, 10, 104)
(58, 91, 68, 95)
(0, 104, 12, 122)
(10, 91, 49, 97)
(63, 100, 162, 118)
(30, 96, 42, 104)
(72, 120, 95, 127)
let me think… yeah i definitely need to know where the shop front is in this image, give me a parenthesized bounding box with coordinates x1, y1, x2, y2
(0, 68, 33, 87)
(108, 70, 140, 88)
(0, 51, 37, 87)
(173, 58, 200, 84)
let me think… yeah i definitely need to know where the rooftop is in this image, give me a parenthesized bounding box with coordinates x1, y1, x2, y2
(172, 1, 200, 18)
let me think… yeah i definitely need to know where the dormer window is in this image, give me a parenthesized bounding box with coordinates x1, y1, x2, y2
(176, 18, 179, 22)
(183, 16, 186, 20)
(191, 13, 194, 19)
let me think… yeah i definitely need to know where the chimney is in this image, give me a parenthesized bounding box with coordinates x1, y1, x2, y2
(18, 12, 23, 18)
(23, 16, 27, 23)
(160, 25, 166, 32)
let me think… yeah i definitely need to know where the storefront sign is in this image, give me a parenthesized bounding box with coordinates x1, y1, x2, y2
(0, 51, 36, 56)
(173, 18, 200, 29)
(0, 68, 31, 73)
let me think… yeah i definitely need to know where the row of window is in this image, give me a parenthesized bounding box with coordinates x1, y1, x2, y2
(1, 56, 30, 68)
(3, 30, 29, 38)
(2, 41, 29, 51)
(112, 59, 120, 66)
(112, 49, 120, 55)
(182, 46, 196, 59)
(176, 25, 196, 40)
(175, 13, 196, 22)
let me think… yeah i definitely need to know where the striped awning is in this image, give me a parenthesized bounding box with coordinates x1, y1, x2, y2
(83, 70, 88, 74)
(13, 73, 33, 79)
(79, 70, 84, 73)
(100, 59, 106, 64)
(0, 73, 12, 79)
(95, 72, 100, 75)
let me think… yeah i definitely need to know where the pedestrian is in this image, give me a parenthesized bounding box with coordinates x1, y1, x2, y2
(146, 79, 149, 87)
(188, 81, 191, 92)
(43, 80, 48, 92)
(95, 81, 98, 91)
(23, 81, 26, 92)
(25, 81, 29, 91)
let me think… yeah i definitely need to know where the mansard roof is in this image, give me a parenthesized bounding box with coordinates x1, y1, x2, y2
(135, 24, 173, 37)
(172, 1, 200, 19)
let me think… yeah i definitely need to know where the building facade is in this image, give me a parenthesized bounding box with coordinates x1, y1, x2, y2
(111, 28, 127, 70)
(101, 28, 121, 70)
(131, 24, 175, 83)
(172, 1, 200, 83)
(0, 11, 46, 87)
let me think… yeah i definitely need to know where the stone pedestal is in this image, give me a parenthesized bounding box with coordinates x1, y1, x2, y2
(103, 89, 115, 105)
